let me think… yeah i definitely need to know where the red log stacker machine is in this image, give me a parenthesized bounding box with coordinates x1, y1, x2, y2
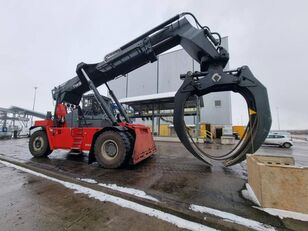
(29, 13, 272, 168)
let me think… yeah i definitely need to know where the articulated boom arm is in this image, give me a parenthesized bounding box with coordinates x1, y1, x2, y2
(52, 13, 228, 105)
(52, 13, 272, 166)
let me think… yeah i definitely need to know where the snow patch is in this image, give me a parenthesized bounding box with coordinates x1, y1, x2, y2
(189, 204, 276, 231)
(77, 178, 98, 184)
(0, 160, 217, 231)
(241, 183, 261, 206)
(76, 177, 159, 202)
(98, 183, 159, 202)
(254, 207, 308, 222)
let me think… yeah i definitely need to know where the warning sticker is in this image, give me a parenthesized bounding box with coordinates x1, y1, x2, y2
(249, 109, 257, 115)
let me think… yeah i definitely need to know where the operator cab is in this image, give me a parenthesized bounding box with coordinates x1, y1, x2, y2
(64, 94, 114, 128)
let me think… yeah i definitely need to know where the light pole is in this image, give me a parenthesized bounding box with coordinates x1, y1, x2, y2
(276, 106, 281, 130)
(31, 87, 38, 125)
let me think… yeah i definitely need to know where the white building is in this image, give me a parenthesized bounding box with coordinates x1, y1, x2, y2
(109, 37, 232, 136)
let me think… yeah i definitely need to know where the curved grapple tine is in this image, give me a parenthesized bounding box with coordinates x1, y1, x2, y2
(174, 66, 272, 166)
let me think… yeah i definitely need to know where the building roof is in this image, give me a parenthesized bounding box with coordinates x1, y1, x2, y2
(119, 91, 203, 112)
(119, 91, 176, 104)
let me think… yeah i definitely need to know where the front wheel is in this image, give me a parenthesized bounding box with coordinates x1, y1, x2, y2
(94, 131, 131, 169)
(29, 130, 52, 157)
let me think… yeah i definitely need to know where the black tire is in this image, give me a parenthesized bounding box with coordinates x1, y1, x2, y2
(94, 131, 131, 169)
(29, 130, 52, 157)
(125, 131, 135, 152)
(283, 142, 292, 148)
(123, 131, 135, 166)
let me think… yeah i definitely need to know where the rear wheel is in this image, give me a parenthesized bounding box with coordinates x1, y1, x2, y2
(94, 131, 131, 168)
(29, 130, 52, 157)
(283, 142, 292, 148)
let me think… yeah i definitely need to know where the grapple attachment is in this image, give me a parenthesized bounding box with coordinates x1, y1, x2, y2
(174, 66, 272, 166)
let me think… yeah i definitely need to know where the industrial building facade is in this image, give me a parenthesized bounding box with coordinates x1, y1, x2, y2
(109, 37, 232, 136)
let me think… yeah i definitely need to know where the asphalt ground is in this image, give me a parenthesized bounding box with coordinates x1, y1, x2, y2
(0, 138, 307, 230)
(0, 162, 190, 231)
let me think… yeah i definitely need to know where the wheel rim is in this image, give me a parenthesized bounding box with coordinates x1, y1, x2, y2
(33, 136, 44, 152)
(101, 139, 118, 160)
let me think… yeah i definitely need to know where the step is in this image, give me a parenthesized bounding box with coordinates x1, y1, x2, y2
(71, 146, 81, 150)
(73, 137, 83, 140)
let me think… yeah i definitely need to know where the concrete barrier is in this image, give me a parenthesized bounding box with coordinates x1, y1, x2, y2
(220, 136, 235, 145)
(247, 154, 308, 214)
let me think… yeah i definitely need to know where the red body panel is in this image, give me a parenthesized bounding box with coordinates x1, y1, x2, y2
(33, 120, 156, 165)
(121, 123, 157, 164)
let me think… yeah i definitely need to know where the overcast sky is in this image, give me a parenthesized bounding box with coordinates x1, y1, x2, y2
(1, 0, 307, 130)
